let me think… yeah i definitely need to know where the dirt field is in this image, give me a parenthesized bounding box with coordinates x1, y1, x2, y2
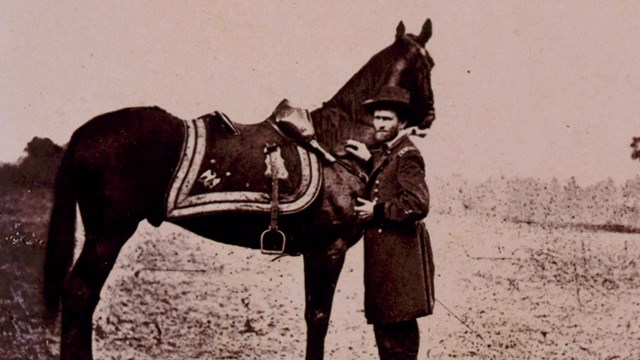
(2, 194, 640, 359)
(90, 214, 640, 359)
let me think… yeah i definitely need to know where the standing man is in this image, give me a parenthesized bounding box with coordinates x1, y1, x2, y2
(345, 86, 435, 360)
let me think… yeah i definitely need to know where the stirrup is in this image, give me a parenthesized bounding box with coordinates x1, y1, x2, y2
(260, 227, 286, 255)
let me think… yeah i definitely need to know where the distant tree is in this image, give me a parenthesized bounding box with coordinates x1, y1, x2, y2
(631, 137, 640, 161)
(616, 175, 640, 226)
(547, 177, 562, 222)
(475, 176, 509, 217)
(506, 177, 546, 223)
(560, 176, 582, 223)
(584, 177, 618, 224)
(0, 137, 66, 190)
(0, 163, 19, 190)
(17, 137, 64, 188)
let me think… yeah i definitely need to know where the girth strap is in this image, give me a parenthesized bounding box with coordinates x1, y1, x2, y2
(260, 143, 287, 255)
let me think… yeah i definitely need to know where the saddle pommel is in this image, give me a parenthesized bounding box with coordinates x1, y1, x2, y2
(272, 100, 336, 163)
(272, 99, 315, 142)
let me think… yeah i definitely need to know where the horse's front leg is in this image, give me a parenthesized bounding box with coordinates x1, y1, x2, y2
(303, 237, 348, 360)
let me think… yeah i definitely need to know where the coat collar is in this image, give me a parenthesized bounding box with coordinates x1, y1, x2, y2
(371, 134, 411, 176)
(384, 132, 407, 150)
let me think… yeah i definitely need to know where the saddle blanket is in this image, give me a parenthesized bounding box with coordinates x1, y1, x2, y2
(166, 115, 322, 219)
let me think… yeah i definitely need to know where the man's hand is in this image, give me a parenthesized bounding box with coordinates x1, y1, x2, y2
(354, 197, 375, 221)
(345, 139, 372, 162)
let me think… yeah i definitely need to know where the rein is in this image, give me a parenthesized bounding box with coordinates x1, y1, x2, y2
(267, 117, 368, 184)
(331, 155, 369, 184)
(328, 126, 430, 185)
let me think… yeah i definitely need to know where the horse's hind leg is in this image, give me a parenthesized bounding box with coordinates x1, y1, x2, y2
(59, 219, 138, 360)
(303, 238, 348, 360)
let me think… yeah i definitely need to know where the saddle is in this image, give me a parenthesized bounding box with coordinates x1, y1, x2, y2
(166, 100, 323, 220)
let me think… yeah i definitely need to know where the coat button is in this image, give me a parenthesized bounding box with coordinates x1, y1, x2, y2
(375, 180, 380, 184)
(373, 189, 379, 193)
(377, 228, 382, 233)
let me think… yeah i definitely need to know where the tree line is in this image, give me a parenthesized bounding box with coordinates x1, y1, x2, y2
(3, 136, 639, 230)
(0, 137, 64, 190)
(431, 174, 640, 230)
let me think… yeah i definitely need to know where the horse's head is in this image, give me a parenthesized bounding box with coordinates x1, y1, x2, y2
(380, 19, 436, 130)
(310, 19, 437, 241)
(315, 18, 436, 149)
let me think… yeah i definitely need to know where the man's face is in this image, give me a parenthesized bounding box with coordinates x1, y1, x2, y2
(372, 109, 405, 143)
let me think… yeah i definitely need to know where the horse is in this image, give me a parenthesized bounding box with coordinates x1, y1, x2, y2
(43, 19, 436, 360)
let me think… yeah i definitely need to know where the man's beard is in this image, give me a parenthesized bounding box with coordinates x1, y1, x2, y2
(374, 127, 399, 144)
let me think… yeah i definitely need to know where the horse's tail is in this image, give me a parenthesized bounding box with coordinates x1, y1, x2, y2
(43, 129, 81, 324)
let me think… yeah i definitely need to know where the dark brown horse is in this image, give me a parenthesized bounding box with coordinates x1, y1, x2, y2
(44, 19, 436, 360)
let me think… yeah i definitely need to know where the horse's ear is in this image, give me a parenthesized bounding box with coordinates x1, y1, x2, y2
(415, 18, 432, 46)
(395, 21, 406, 39)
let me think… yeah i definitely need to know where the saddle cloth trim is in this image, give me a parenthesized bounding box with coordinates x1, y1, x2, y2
(166, 117, 322, 218)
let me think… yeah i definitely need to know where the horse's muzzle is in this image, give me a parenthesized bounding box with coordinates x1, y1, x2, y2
(420, 109, 436, 129)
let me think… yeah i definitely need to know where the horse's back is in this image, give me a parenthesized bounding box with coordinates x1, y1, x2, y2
(71, 107, 185, 226)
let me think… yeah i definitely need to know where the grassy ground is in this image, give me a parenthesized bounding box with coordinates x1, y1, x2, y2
(2, 189, 639, 359)
(0, 188, 57, 359)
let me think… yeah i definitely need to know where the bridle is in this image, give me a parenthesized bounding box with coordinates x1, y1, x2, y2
(329, 37, 433, 184)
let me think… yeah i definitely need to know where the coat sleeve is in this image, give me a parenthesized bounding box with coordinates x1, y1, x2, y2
(375, 151, 429, 224)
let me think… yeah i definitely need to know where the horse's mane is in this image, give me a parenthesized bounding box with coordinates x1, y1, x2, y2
(311, 41, 401, 151)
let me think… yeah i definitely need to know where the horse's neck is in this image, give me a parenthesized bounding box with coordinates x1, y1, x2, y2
(310, 106, 358, 151)
(326, 50, 391, 123)
(311, 47, 393, 149)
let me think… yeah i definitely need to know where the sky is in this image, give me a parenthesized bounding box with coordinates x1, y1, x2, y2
(1, 1, 640, 185)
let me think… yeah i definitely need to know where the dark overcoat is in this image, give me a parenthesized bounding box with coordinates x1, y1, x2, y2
(363, 134, 435, 324)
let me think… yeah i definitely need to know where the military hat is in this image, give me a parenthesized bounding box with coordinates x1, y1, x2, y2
(362, 86, 417, 123)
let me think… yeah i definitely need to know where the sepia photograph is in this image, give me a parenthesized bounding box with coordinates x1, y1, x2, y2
(1, 1, 640, 359)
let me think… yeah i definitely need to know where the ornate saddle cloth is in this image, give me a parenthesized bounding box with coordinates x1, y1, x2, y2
(166, 113, 322, 219)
